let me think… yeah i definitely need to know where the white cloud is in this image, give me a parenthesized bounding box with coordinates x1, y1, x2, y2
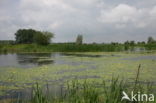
(149, 6, 156, 22)
(49, 22, 62, 29)
(150, 6, 156, 15)
(20, 0, 77, 22)
(0, 0, 156, 42)
(20, 0, 77, 12)
(98, 4, 156, 28)
(99, 4, 137, 23)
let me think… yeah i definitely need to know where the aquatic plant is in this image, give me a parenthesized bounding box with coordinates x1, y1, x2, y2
(13, 77, 155, 103)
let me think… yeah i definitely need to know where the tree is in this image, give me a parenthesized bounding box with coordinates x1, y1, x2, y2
(141, 41, 145, 44)
(130, 41, 135, 46)
(15, 29, 54, 45)
(111, 42, 119, 45)
(137, 41, 145, 45)
(34, 31, 54, 45)
(147, 36, 156, 44)
(15, 29, 36, 44)
(76, 35, 83, 45)
(124, 41, 130, 45)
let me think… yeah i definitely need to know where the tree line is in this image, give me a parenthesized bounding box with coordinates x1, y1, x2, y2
(1, 28, 156, 46)
(15, 29, 54, 45)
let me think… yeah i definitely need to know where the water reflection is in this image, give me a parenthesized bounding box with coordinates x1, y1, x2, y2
(0, 53, 57, 68)
(16, 53, 54, 66)
(0, 53, 104, 68)
(0, 53, 155, 68)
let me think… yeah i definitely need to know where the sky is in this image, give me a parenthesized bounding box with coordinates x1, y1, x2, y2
(0, 0, 156, 43)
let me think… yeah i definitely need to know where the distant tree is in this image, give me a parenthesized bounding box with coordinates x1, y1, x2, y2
(137, 41, 145, 45)
(111, 42, 119, 45)
(15, 29, 36, 44)
(124, 41, 130, 45)
(141, 41, 145, 44)
(76, 34, 83, 45)
(147, 36, 156, 44)
(0, 40, 15, 45)
(137, 42, 141, 45)
(92, 42, 97, 44)
(15, 29, 54, 45)
(124, 40, 135, 46)
(130, 41, 135, 46)
(34, 31, 54, 45)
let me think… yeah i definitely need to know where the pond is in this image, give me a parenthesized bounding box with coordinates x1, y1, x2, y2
(0, 53, 104, 68)
(0, 53, 63, 68)
(0, 52, 156, 100)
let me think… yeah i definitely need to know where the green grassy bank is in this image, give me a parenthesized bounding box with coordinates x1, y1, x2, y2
(0, 44, 124, 53)
(0, 43, 156, 53)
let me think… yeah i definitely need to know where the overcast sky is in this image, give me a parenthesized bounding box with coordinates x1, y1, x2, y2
(0, 0, 156, 43)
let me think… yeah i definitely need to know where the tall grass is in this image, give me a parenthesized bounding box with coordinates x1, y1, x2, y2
(12, 77, 154, 103)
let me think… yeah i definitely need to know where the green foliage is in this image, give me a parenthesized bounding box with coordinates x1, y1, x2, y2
(32, 83, 48, 103)
(15, 29, 54, 45)
(145, 43, 156, 50)
(12, 78, 155, 103)
(147, 36, 156, 44)
(1, 43, 156, 53)
(33, 31, 53, 45)
(15, 29, 36, 44)
(76, 34, 83, 45)
(0, 40, 15, 44)
(124, 40, 135, 46)
(0, 43, 125, 53)
(137, 41, 145, 45)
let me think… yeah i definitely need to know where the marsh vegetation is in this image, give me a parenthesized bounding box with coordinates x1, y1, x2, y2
(0, 52, 156, 103)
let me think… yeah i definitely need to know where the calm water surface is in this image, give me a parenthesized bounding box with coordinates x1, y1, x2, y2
(0, 53, 156, 68)
(0, 53, 62, 68)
